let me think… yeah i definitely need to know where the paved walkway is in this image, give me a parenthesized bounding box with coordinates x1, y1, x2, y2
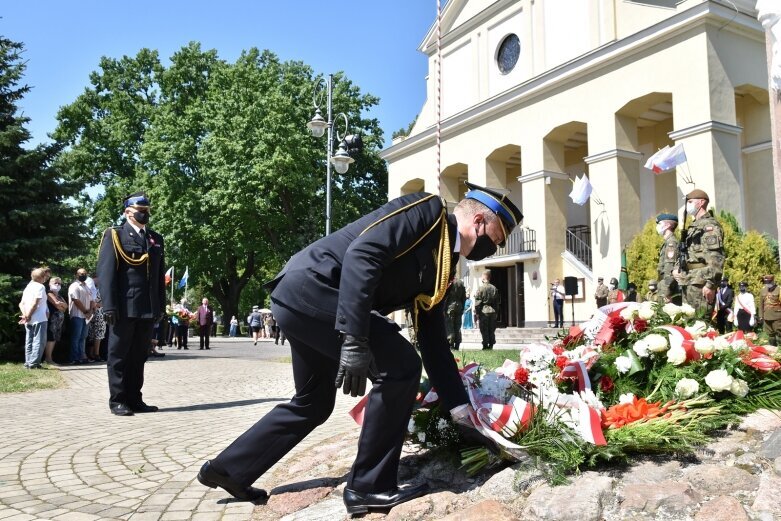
(0, 337, 360, 521)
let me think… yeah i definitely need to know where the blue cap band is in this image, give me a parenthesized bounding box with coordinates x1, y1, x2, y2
(465, 190, 518, 228)
(125, 196, 150, 208)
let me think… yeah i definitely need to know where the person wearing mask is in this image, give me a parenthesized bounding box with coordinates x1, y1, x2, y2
(625, 282, 638, 302)
(87, 275, 107, 361)
(733, 281, 756, 333)
(607, 277, 623, 304)
(714, 278, 734, 334)
(197, 298, 214, 350)
(655, 213, 681, 305)
(645, 280, 659, 304)
(550, 278, 565, 328)
(20, 267, 49, 369)
(197, 183, 520, 513)
(44, 276, 68, 364)
(759, 275, 781, 345)
(594, 277, 609, 308)
(444, 275, 467, 350)
(97, 192, 166, 416)
(475, 270, 502, 348)
(68, 268, 93, 364)
(674, 190, 724, 316)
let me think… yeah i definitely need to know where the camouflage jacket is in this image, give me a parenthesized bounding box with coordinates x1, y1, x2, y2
(445, 279, 467, 314)
(657, 234, 679, 301)
(760, 285, 781, 321)
(682, 211, 724, 288)
(474, 282, 500, 315)
(594, 283, 609, 299)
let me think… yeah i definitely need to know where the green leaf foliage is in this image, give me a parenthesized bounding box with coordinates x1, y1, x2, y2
(53, 43, 388, 325)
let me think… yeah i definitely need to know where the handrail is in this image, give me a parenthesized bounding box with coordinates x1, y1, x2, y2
(565, 227, 592, 269)
(493, 227, 536, 257)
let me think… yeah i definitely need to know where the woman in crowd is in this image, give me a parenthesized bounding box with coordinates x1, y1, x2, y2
(176, 299, 191, 349)
(732, 281, 756, 333)
(463, 290, 474, 329)
(44, 276, 68, 364)
(86, 276, 106, 361)
(229, 316, 239, 337)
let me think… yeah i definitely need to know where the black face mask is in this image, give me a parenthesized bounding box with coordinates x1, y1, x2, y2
(133, 211, 150, 225)
(740, 287, 747, 293)
(466, 226, 497, 261)
(77, 274, 87, 282)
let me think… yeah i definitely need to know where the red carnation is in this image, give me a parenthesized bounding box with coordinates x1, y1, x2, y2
(609, 316, 627, 331)
(552, 346, 564, 356)
(633, 318, 648, 333)
(555, 356, 569, 370)
(514, 367, 529, 385)
(599, 376, 614, 393)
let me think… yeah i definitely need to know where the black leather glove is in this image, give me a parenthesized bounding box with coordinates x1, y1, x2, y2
(104, 311, 116, 326)
(457, 423, 499, 455)
(335, 334, 375, 397)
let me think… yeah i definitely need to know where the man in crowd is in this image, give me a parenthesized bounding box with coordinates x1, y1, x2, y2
(714, 277, 734, 334)
(645, 280, 659, 303)
(68, 267, 93, 364)
(197, 182, 521, 513)
(444, 275, 466, 350)
(550, 278, 565, 328)
(759, 275, 781, 346)
(607, 277, 623, 304)
(594, 277, 608, 308)
(475, 269, 501, 349)
(675, 189, 724, 315)
(97, 192, 166, 416)
(197, 298, 214, 350)
(656, 213, 681, 305)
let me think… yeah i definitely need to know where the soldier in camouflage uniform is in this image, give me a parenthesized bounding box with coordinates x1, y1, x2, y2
(645, 280, 659, 303)
(444, 276, 467, 350)
(759, 275, 781, 346)
(655, 213, 681, 305)
(676, 189, 724, 316)
(474, 270, 500, 350)
(594, 277, 609, 308)
(607, 277, 622, 304)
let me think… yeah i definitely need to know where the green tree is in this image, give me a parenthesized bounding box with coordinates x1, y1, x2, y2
(625, 219, 663, 293)
(0, 36, 87, 358)
(53, 43, 387, 329)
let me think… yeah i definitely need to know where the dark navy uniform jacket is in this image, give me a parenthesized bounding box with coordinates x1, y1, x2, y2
(97, 221, 166, 320)
(267, 192, 469, 410)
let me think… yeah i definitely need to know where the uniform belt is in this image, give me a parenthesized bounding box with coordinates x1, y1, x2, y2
(687, 262, 706, 269)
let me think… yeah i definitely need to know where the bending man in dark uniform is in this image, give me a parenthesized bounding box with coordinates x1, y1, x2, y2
(197, 183, 523, 514)
(97, 192, 166, 416)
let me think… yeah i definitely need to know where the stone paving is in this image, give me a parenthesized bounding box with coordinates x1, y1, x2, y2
(0, 337, 360, 521)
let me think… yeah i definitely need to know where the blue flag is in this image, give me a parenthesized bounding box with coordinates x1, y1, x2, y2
(178, 267, 189, 289)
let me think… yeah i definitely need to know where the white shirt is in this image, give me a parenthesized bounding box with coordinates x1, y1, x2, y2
(552, 284, 566, 301)
(22, 281, 48, 324)
(68, 281, 92, 319)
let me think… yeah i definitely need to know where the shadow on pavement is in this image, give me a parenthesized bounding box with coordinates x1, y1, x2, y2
(160, 397, 285, 413)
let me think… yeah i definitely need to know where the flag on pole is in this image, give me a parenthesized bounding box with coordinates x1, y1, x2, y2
(618, 249, 629, 293)
(568, 174, 593, 206)
(164, 267, 173, 286)
(644, 143, 687, 174)
(178, 267, 189, 289)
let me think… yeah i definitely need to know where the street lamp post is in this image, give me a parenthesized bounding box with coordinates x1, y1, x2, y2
(307, 74, 361, 235)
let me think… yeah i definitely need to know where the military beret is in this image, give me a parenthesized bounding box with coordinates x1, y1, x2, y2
(597, 277, 604, 282)
(464, 182, 524, 242)
(763, 275, 775, 283)
(739, 281, 748, 287)
(656, 213, 678, 223)
(685, 188, 709, 202)
(124, 191, 151, 209)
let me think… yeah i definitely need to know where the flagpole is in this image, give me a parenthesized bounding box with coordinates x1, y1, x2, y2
(171, 266, 174, 304)
(185, 266, 188, 302)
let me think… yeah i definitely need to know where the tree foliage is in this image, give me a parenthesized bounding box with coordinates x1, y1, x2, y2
(53, 43, 388, 326)
(626, 211, 778, 298)
(0, 36, 87, 358)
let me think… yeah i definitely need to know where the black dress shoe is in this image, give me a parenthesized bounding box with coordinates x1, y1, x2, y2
(110, 403, 134, 416)
(343, 483, 429, 514)
(197, 461, 268, 502)
(130, 402, 159, 413)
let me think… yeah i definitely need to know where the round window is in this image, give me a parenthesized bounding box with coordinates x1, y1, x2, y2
(496, 34, 520, 75)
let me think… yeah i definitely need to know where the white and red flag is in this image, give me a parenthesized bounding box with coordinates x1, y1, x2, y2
(644, 143, 687, 174)
(164, 267, 173, 286)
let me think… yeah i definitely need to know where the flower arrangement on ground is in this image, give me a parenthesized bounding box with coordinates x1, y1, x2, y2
(407, 301, 781, 483)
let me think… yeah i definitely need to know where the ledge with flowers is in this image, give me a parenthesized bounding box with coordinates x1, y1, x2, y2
(405, 300, 781, 484)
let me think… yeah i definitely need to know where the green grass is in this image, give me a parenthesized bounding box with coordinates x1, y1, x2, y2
(0, 363, 66, 393)
(452, 349, 520, 368)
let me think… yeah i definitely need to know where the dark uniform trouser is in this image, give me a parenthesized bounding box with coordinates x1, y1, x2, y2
(199, 325, 210, 349)
(107, 317, 153, 407)
(764, 319, 781, 345)
(212, 302, 422, 493)
(596, 298, 607, 308)
(553, 298, 564, 327)
(478, 312, 497, 348)
(445, 308, 463, 348)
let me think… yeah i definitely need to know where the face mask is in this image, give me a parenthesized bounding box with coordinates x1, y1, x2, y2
(466, 225, 497, 261)
(766, 283, 775, 290)
(649, 286, 656, 291)
(50, 284, 61, 292)
(740, 287, 747, 293)
(720, 282, 727, 288)
(77, 274, 87, 282)
(609, 284, 616, 290)
(685, 202, 697, 215)
(656, 223, 666, 236)
(133, 211, 150, 225)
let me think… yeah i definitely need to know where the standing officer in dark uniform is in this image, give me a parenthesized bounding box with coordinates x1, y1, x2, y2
(444, 275, 466, 350)
(97, 192, 166, 416)
(197, 183, 522, 514)
(759, 275, 781, 345)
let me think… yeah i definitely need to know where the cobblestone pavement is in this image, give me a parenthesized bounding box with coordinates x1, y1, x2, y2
(0, 337, 360, 521)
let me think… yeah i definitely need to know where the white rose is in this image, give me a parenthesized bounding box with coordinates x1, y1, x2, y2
(645, 334, 669, 353)
(675, 378, 700, 399)
(714, 336, 731, 351)
(662, 303, 681, 317)
(614, 355, 632, 374)
(638, 302, 656, 320)
(417, 432, 426, 443)
(666, 345, 687, 365)
(705, 369, 734, 392)
(633, 339, 650, 358)
(408, 419, 416, 434)
(694, 337, 715, 355)
(618, 393, 635, 404)
(680, 303, 696, 317)
(730, 378, 749, 398)
(685, 321, 708, 338)
(620, 305, 638, 320)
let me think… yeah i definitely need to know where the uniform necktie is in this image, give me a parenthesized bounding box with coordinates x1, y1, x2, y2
(139, 229, 147, 252)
